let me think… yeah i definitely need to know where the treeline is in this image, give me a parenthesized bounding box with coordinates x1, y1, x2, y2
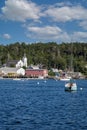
(0, 42, 87, 75)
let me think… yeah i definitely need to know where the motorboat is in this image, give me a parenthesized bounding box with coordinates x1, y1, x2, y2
(65, 79, 77, 91)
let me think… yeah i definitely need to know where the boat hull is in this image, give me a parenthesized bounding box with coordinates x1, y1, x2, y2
(65, 83, 77, 91)
(60, 76, 71, 81)
(60, 78, 70, 81)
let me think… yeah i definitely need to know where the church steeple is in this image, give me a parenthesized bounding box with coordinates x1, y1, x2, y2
(22, 53, 27, 67)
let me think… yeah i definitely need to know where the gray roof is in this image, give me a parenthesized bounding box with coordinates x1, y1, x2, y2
(0, 67, 18, 74)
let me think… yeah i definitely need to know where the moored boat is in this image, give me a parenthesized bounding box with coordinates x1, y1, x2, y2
(13, 78, 21, 81)
(38, 76, 44, 79)
(60, 77, 71, 81)
(65, 79, 77, 91)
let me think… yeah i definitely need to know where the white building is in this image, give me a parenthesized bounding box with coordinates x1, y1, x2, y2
(16, 54, 27, 68)
(16, 60, 24, 68)
(0, 67, 25, 76)
(17, 68, 25, 76)
(22, 53, 27, 67)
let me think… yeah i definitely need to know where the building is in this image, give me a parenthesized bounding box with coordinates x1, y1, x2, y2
(16, 60, 24, 68)
(22, 53, 27, 67)
(5, 60, 18, 67)
(0, 67, 25, 77)
(17, 68, 25, 76)
(25, 69, 48, 78)
(16, 53, 27, 68)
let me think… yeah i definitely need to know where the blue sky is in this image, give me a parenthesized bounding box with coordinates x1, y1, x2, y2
(0, 0, 87, 44)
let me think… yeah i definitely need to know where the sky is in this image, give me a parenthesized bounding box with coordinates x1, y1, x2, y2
(0, 0, 87, 44)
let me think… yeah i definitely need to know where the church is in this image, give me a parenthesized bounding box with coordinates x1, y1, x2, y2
(16, 54, 27, 68)
(0, 54, 28, 77)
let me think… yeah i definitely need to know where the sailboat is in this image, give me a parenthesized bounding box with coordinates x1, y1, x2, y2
(60, 73, 71, 81)
(65, 42, 77, 91)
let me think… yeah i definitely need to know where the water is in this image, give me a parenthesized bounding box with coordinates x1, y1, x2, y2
(0, 79, 87, 130)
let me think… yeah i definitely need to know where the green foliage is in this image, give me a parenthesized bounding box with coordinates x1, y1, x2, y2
(0, 42, 87, 75)
(48, 70, 55, 76)
(22, 66, 26, 70)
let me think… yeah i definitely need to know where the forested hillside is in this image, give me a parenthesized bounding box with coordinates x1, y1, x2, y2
(0, 42, 87, 75)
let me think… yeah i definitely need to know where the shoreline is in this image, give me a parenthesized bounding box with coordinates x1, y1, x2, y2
(0, 76, 86, 80)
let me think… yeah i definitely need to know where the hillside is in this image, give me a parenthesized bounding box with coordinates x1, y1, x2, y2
(0, 42, 87, 75)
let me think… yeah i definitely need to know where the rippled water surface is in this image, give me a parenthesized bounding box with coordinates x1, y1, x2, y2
(0, 79, 87, 130)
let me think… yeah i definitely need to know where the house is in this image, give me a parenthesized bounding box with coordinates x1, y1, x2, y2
(4, 53, 28, 68)
(25, 69, 48, 78)
(0, 67, 25, 77)
(17, 68, 25, 76)
(5, 60, 18, 67)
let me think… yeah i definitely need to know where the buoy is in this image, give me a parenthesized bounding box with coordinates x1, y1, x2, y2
(80, 88, 83, 90)
(37, 82, 39, 85)
(44, 80, 47, 83)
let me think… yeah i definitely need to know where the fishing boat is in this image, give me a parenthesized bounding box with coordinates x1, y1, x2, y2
(65, 79, 77, 91)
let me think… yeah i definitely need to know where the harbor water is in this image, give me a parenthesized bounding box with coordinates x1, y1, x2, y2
(0, 79, 87, 130)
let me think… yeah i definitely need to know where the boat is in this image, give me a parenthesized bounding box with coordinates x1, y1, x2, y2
(13, 78, 21, 81)
(65, 79, 77, 91)
(64, 41, 77, 91)
(59, 71, 71, 81)
(59, 73, 71, 81)
(38, 76, 44, 79)
(60, 76, 71, 81)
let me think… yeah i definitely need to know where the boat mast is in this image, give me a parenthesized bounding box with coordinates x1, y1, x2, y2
(70, 41, 73, 72)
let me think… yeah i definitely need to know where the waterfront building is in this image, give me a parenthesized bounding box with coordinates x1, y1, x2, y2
(16, 60, 24, 68)
(17, 68, 25, 76)
(0, 67, 25, 77)
(25, 69, 48, 78)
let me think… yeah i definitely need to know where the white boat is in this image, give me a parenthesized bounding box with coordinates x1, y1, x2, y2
(38, 76, 44, 79)
(60, 76, 71, 81)
(13, 78, 21, 81)
(65, 79, 77, 91)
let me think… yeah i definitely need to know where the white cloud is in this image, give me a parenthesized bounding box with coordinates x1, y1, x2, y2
(26, 25, 70, 42)
(28, 26, 62, 35)
(26, 24, 87, 43)
(1, 1, 87, 43)
(44, 5, 87, 22)
(52, 2, 72, 7)
(3, 33, 11, 39)
(1, 0, 41, 22)
(1, 1, 87, 24)
(73, 31, 87, 39)
(79, 21, 87, 30)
